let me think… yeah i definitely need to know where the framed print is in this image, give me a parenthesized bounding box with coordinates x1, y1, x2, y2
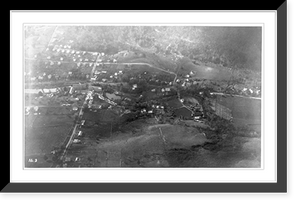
(6, 4, 287, 193)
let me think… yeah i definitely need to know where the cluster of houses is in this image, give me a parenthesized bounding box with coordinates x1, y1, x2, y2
(91, 69, 124, 82)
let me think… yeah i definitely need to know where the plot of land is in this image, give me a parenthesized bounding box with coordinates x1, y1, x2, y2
(25, 115, 74, 167)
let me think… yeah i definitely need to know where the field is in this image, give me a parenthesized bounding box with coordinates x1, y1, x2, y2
(214, 95, 261, 129)
(61, 122, 260, 168)
(25, 115, 74, 167)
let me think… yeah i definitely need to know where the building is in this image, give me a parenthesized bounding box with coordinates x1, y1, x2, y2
(73, 83, 88, 90)
(78, 131, 83, 137)
(89, 85, 102, 92)
(69, 87, 74, 94)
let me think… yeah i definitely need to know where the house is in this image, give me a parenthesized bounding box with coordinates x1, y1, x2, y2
(73, 139, 81, 143)
(89, 85, 102, 92)
(194, 116, 201, 121)
(78, 131, 83, 137)
(73, 83, 88, 90)
(69, 87, 74, 94)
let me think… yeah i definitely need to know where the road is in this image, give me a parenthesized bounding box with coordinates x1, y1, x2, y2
(47, 26, 58, 47)
(60, 101, 85, 160)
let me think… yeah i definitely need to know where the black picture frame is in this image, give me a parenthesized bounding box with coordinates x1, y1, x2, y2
(5, 4, 287, 193)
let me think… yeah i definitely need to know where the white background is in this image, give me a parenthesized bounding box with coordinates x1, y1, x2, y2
(11, 11, 276, 183)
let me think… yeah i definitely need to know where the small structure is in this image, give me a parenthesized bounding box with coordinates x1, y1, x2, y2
(69, 87, 74, 94)
(73, 139, 81, 143)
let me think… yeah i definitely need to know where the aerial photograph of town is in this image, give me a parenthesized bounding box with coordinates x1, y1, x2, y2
(24, 25, 262, 168)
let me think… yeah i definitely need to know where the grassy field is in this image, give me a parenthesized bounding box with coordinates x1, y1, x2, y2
(25, 115, 74, 167)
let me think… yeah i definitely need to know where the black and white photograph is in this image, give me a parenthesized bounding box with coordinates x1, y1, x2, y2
(6, 6, 289, 196)
(24, 25, 262, 168)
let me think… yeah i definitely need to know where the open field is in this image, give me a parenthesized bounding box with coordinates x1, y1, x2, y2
(25, 115, 74, 167)
(62, 122, 260, 168)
